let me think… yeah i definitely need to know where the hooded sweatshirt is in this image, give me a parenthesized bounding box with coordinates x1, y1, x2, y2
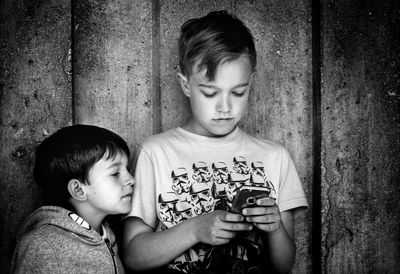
(11, 206, 125, 274)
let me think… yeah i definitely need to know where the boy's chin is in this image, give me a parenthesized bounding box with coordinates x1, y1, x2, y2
(116, 203, 132, 215)
(209, 126, 237, 137)
(114, 209, 131, 216)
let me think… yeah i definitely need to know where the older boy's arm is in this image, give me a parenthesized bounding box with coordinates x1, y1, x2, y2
(243, 198, 296, 273)
(262, 210, 296, 274)
(122, 211, 252, 271)
(122, 216, 197, 271)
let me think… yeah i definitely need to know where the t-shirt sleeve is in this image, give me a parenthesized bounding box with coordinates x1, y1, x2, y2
(277, 146, 308, 213)
(12, 234, 60, 274)
(126, 145, 158, 229)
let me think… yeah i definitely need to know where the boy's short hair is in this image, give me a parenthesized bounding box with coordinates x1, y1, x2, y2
(178, 10, 257, 80)
(33, 124, 130, 207)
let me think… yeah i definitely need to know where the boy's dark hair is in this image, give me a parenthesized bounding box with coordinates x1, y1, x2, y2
(178, 10, 257, 80)
(33, 124, 130, 207)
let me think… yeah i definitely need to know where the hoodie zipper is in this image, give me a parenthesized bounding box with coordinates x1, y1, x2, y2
(105, 238, 117, 273)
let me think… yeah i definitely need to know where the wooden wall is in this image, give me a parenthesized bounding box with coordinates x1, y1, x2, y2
(320, 0, 400, 273)
(0, 0, 72, 271)
(0, 0, 399, 273)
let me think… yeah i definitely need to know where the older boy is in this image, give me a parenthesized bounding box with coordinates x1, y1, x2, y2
(123, 10, 307, 274)
(11, 125, 134, 274)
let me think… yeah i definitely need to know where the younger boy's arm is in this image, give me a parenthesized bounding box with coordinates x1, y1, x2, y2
(122, 210, 253, 271)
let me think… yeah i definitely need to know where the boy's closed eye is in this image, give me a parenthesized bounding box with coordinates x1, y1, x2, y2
(232, 90, 246, 97)
(108, 166, 122, 176)
(200, 89, 246, 97)
(200, 90, 217, 98)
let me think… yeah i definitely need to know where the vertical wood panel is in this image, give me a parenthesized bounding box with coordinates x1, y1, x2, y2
(74, 0, 154, 148)
(321, 0, 400, 273)
(0, 0, 71, 273)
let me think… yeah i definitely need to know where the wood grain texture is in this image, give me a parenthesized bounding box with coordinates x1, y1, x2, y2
(321, 0, 400, 273)
(1, 0, 399, 273)
(0, 0, 71, 273)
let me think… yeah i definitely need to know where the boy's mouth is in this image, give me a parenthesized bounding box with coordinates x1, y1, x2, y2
(213, 118, 233, 121)
(122, 192, 133, 199)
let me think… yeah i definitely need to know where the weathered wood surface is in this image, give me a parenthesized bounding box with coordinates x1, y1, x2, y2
(1, 0, 399, 273)
(0, 0, 71, 273)
(321, 0, 400, 273)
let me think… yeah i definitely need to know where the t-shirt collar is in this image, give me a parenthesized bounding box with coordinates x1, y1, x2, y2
(176, 126, 241, 144)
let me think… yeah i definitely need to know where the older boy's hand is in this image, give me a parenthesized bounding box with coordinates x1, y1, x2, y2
(192, 210, 253, 245)
(241, 197, 281, 233)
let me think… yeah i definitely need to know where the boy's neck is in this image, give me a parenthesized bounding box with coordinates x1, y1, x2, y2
(69, 201, 105, 234)
(182, 120, 238, 138)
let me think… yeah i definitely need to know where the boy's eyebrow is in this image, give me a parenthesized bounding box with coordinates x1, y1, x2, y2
(198, 82, 250, 89)
(106, 162, 123, 169)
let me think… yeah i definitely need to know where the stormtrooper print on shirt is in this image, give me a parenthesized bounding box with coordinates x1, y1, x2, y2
(156, 156, 275, 231)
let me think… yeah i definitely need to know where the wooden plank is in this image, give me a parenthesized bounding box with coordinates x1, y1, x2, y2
(0, 0, 72, 273)
(321, 0, 400, 273)
(74, 0, 154, 148)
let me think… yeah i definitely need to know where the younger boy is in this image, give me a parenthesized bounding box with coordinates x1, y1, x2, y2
(123, 10, 308, 274)
(11, 124, 134, 274)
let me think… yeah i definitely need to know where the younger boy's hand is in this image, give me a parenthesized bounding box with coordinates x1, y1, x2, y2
(192, 210, 253, 245)
(241, 197, 281, 233)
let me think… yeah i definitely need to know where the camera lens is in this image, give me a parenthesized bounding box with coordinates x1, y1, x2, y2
(246, 197, 256, 205)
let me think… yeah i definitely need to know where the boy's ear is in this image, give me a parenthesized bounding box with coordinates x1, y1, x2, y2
(67, 179, 87, 201)
(177, 72, 191, 97)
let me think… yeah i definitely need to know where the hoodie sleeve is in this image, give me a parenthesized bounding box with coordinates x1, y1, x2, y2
(12, 233, 60, 274)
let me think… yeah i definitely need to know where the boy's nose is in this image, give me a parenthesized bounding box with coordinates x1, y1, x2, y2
(125, 173, 135, 186)
(216, 95, 231, 113)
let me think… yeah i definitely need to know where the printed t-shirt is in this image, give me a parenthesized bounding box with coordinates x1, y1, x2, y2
(128, 127, 308, 272)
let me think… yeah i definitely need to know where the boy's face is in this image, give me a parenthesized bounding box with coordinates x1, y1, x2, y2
(83, 151, 134, 217)
(179, 55, 254, 137)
